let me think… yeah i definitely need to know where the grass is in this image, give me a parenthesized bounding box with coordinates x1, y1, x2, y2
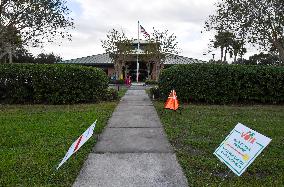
(118, 88, 127, 98)
(0, 89, 127, 186)
(154, 102, 284, 186)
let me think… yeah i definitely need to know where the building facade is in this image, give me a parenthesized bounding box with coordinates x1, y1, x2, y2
(59, 40, 206, 81)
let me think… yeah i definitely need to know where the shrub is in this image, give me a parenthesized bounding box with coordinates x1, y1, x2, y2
(0, 63, 109, 104)
(109, 79, 125, 84)
(159, 64, 284, 104)
(145, 79, 158, 85)
(149, 86, 161, 100)
(103, 88, 118, 101)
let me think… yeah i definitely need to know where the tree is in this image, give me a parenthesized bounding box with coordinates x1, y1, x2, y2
(233, 53, 281, 66)
(233, 58, 256, 65)
(0, 25, 23, 63)
(143, 29, 180, 80)
(0, 0, 74, 63)
(12, 48, 35, 63)
(101, 29, 133, 79)
(205, 0, 284, 63)
(230, 39, 247, 63)
(212, 31, 234, 62)
(35, 53, 62, 64)
(12, 50, 62, 64)
(249, 53, 282, 66)
(211, 31, 247, 63)
(208, 59, 228, 64)
(101, 28, 180, 81)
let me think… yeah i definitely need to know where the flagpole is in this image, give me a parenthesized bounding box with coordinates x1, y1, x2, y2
(136, 21, 140, 83)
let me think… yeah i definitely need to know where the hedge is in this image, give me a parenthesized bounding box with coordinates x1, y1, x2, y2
(159, 64, 284, 104)
(145, 79, 158, 85)
(109, 79, 125, 84)
(0, 64, 109, 104)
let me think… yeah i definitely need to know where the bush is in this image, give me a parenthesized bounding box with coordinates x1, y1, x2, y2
(109, 79, 125, 84)
(149, 86, 161, 100)
(103, 88, 118, 101)
(0, 63, 109, 104)
(145, 79, 158, 85)
(159, 64, 284, 104)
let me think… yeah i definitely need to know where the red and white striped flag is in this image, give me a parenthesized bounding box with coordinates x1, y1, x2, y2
(57, 120, 97, 170)
(140, 25, 150, 38)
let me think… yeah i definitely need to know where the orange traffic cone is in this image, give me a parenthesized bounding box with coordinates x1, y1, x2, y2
(164, 90, 179, 111)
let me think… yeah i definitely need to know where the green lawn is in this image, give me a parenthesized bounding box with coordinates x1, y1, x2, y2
(0, 88, 127, 186)
(154, 103, 284, 186)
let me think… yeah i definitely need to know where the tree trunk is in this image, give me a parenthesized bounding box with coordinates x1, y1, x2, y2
(224, 47, 227, 62)
(147, 62, 150, 79)
(114, 60, 119, 80)
(271, 37, 284, 64)
(155, 63, 159, 81)
(0, 52, 7, 61)
(118, 61, 123, 80)
(276, 45, 284, 64)
(8, 42, 13, 63)
(220, 47, 224, 61)
(8, 50, 12, 64)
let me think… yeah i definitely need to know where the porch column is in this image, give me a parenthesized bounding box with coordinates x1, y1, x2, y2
(118, 62, 123, 80)
(147, 62, 151, 80)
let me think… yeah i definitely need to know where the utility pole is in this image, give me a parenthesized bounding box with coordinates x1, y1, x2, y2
(212, 53, 215, 60)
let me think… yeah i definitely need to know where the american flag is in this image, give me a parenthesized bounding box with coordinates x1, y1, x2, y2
(140, 25, 150, 38)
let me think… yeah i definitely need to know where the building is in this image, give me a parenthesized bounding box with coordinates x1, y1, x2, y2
(59, 40, 206, 81)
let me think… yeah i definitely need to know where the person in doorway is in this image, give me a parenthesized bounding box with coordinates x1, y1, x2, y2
(126, 74, 131, 87)
(128, 75, 132, 86)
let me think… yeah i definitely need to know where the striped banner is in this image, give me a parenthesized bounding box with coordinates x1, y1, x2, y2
(57, 120, 97, 170)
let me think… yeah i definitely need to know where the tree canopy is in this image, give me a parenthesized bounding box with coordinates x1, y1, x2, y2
(101, 29, 133, 61)
(12, 49, 62, 64)
(211, 31, 246, 63)
(101, 28, 180, 62)
(233, 52, 282, 66)
(0, 0, 74, 62)
(101, 28, 180, 80)
(205, 0, 284, 63)
(143, 28, 180, 63)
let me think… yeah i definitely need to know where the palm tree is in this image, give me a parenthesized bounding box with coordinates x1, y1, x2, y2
(230, 40, 246, 63)
(213, 31, 235, 62)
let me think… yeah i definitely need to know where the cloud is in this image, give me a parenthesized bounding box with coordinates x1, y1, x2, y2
(30, 0, 254, 62)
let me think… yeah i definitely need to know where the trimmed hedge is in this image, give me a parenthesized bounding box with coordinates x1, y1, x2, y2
(103, 88, 118, 101)
(0, 64, 109, 104)
(145, 79, 158, 85)
(149, 86, 160, 99)
(159, 64, 284, 104)
(109, 79, 125, 84)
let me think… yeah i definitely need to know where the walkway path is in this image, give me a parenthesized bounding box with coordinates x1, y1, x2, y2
(73, 86, 188, 187)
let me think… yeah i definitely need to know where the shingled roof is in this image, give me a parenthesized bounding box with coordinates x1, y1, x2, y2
(164, 54, 206, 64)
(60, 53, 113, 65)
(59, 53, 206, 65)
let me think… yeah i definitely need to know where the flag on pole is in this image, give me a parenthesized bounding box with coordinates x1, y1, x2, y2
(140, 25, 150, 38)
(57, 120, 97, 170)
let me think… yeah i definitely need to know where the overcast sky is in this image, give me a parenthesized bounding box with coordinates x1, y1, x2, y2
(29, 0, 255, 61)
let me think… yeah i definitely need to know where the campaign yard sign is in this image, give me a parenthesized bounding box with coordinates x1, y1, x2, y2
(214, 123, 271, 176)
(57, 120, 97, 170)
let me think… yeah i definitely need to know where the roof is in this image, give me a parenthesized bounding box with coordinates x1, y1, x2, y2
(60, 53, 113, 65)
(164, 54, 207, 65)
(132, 39, 150, 44)
(59, 53, 206, 65)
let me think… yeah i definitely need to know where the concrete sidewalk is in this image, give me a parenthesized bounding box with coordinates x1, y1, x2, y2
(73, 87, 188, 187)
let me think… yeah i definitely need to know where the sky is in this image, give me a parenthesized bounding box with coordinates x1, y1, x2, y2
(29, 0, 255, 62)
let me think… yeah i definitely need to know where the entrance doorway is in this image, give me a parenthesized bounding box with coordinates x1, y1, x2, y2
(127, 61, 148, 81)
